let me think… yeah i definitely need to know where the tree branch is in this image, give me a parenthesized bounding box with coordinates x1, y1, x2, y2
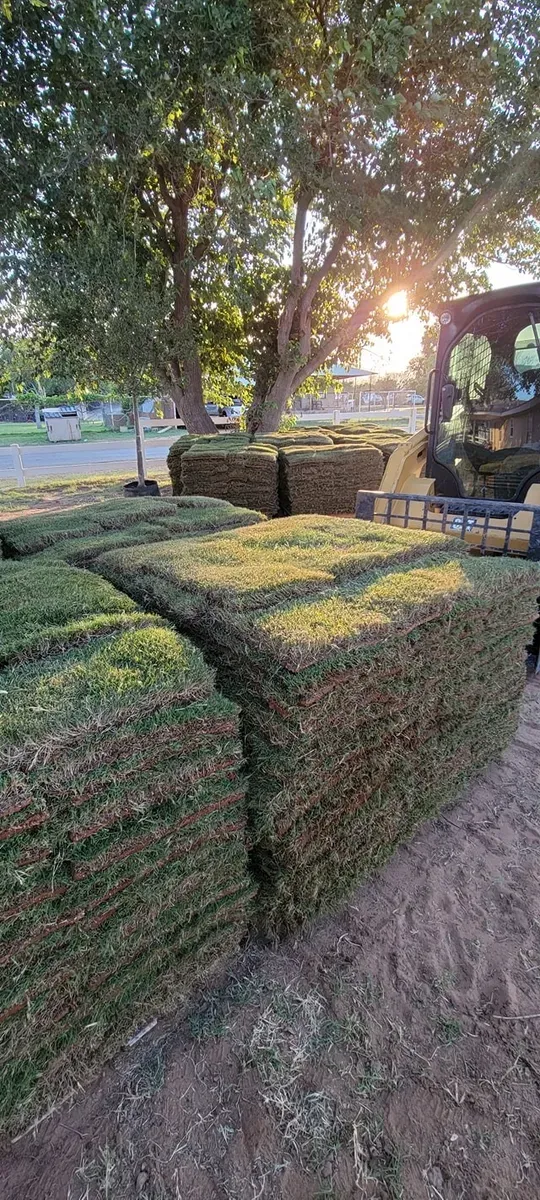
(277, 189, 311, 357)
(155, 160, 177, 211)
(191, 158, 231, 262)
(298, 225, 348, 330)
(291, 137, 540, 391)
(136, 191, 174, 263)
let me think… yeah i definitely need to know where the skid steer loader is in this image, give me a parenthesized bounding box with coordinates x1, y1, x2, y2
(355, 282, 540, 558)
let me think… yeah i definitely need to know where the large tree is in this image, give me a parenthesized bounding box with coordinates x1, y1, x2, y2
(0, 0, 287, 431)
(3, 0, 540, 435)
(245, 0, 540, 431)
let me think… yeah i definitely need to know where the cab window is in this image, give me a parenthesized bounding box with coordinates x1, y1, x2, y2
(435, 306, 540, 499)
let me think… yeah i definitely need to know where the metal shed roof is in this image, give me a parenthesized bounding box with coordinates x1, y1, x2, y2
(42, 406, 79, 418)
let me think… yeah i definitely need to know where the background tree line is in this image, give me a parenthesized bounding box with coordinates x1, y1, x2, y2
(1, 0, 540, 433)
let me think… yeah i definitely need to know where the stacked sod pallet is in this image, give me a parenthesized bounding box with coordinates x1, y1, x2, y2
(326, 423, 410, 463)
(0, 495, 265, 565)
(181, 441, 280, 517)
(166, 429, 392, 516)
(0, 561, 253, 1132)
(95, 516, 538, 931)
(252, 432, 334, 448)
(279, 444, 384, 514)
(167, 434, 249, 495)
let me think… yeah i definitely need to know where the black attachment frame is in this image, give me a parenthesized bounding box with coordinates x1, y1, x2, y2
(355, 490, 540, 560)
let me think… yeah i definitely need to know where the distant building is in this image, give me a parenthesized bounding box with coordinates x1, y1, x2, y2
(472, 393, 540, 450)
(294, 365, 372, 412)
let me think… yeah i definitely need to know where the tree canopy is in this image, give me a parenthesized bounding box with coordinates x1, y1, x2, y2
(244, 0, 540, 429)
(1, 0, 540, 432)
(1, 0, 288, 428)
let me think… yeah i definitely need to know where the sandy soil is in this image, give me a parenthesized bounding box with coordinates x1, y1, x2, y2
(2, 683, 540, 1200)
(0, 479, 172, 521)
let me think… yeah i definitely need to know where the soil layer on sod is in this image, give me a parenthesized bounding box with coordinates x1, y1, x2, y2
(0, 495, 265, 559)
(180, 443, 280, 517)
(94, 517, 537, 932)
(0, 563, 253, 1133)
(279, 444, 384, 514)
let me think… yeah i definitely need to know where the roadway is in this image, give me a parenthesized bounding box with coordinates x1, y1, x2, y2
(0, 435, 180, 482)
(0, 410, 422, 483)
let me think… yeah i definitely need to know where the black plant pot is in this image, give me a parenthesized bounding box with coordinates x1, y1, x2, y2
(123, 479, 161, 498)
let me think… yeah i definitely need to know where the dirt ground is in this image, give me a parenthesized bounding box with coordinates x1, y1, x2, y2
(0, 474, 171, 519)
(2, 682, 540, 1200)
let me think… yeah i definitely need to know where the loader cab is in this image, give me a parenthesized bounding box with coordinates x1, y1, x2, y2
(427, 284, 540, 503)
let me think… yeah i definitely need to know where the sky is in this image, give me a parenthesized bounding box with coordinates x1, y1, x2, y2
(362, 263, 537, 377)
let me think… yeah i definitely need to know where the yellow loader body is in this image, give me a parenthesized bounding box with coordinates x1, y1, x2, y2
(370, 429, 540, 557)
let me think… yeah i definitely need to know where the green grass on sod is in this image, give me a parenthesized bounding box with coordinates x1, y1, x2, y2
(95, 516, 467, 615)
(0, 625, 215, 769)
(0, 560, 253, 1131)
(0, 495, 265, 558)
(0, 561, 145, 666)
(94, 516, 539, 933)
(325, 423, 410, 463)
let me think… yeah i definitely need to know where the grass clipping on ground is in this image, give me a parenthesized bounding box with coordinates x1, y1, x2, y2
(0, 494, 266, 560)
(0, 561, 253, 1133)
(95, 516, 539, 932)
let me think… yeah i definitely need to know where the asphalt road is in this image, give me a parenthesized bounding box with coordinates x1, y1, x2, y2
(0, 436, 179, 482)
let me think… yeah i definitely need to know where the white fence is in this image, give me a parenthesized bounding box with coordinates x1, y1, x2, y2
(1, 408, 422, 487)
(299, 407, 421, 432)
(0, 436, 174, 488)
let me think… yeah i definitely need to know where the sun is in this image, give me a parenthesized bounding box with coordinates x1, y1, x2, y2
(385, 290, 408, 321)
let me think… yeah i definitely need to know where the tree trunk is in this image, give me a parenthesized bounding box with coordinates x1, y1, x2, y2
(167, 342, 216, 434)
(246, 369, 297, 434)
(166, 192, 216, 435)
(132, 398, 147, 486)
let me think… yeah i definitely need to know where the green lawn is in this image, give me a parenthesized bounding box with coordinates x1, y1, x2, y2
(0, 420, 182, 446)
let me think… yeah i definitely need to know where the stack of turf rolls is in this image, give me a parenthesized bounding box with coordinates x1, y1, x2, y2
(0, 560, 253, 1132)
(0, 495, 265, 566)
(181, 440, 280, 517)
(95, 516, 539, 934)
(167, 434, 249, 495)
(326, 423, 410, 463)
(167, 432, 332, 495)
(279, 444, 384, 514)
(252, 432, 334, 448)
(225, 444, 280, 516)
